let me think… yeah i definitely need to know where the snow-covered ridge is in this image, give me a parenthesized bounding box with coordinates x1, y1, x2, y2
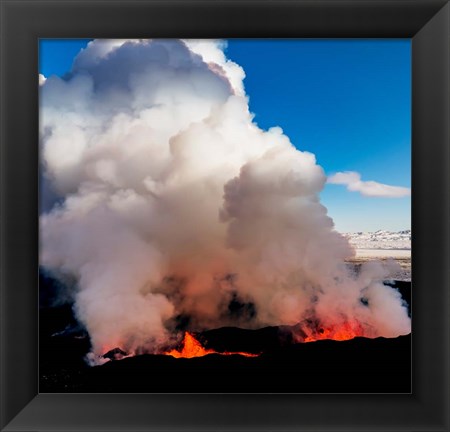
(343, 229, 411, 250)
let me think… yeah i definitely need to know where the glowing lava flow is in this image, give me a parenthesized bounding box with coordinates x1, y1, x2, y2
(165, 332, 259, 358)
(303, 321, 366, 342)
(164, 322, 366, 359)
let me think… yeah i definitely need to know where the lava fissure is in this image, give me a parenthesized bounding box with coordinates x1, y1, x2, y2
(164, 332, 260, 358)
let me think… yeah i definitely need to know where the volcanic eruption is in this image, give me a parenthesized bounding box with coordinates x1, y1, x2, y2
(39, 39, 411, 366)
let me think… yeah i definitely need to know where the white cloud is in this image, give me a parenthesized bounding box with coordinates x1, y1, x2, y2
(327, 171, 411, 198)
(39, 74, 46, 85)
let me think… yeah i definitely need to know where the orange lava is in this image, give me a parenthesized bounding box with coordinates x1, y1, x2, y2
(303, 321, 365, 342)
(165, 332, 259, 358)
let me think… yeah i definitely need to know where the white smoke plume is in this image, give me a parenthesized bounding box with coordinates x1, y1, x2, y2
(39, 39, 411, 361)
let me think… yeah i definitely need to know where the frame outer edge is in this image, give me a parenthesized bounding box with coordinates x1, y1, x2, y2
(0, 0, 449, 431)
(0, 0, 39, 430)
(412, 2, 450, 430)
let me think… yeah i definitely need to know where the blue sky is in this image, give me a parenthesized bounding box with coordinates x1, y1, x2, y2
(39, 39, 411, 233)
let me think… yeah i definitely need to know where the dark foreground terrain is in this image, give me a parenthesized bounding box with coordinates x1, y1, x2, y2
(40, 279, 411, 393)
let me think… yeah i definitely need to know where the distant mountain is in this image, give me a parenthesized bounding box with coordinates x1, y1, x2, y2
(343, 229, 411, 250)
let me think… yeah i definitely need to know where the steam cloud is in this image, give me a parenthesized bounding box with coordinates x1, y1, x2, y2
(39, 39, 411, 362)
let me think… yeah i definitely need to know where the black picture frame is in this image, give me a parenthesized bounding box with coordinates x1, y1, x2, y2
(1, 0, 449, 430)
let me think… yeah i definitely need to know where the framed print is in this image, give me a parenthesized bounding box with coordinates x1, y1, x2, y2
(1, 0, 449, 431)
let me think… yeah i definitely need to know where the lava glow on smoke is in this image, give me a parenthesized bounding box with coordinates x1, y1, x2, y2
(302, 320, 366, 342)
(165, 332, 259, 358)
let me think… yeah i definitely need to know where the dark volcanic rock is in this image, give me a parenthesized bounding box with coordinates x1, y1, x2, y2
(40, 302, 91, 392)
(198, 325, 292, 354)
(103, 347, 128, 361)
(385, 280, 411, 316)
(52, 334, 411, 394)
